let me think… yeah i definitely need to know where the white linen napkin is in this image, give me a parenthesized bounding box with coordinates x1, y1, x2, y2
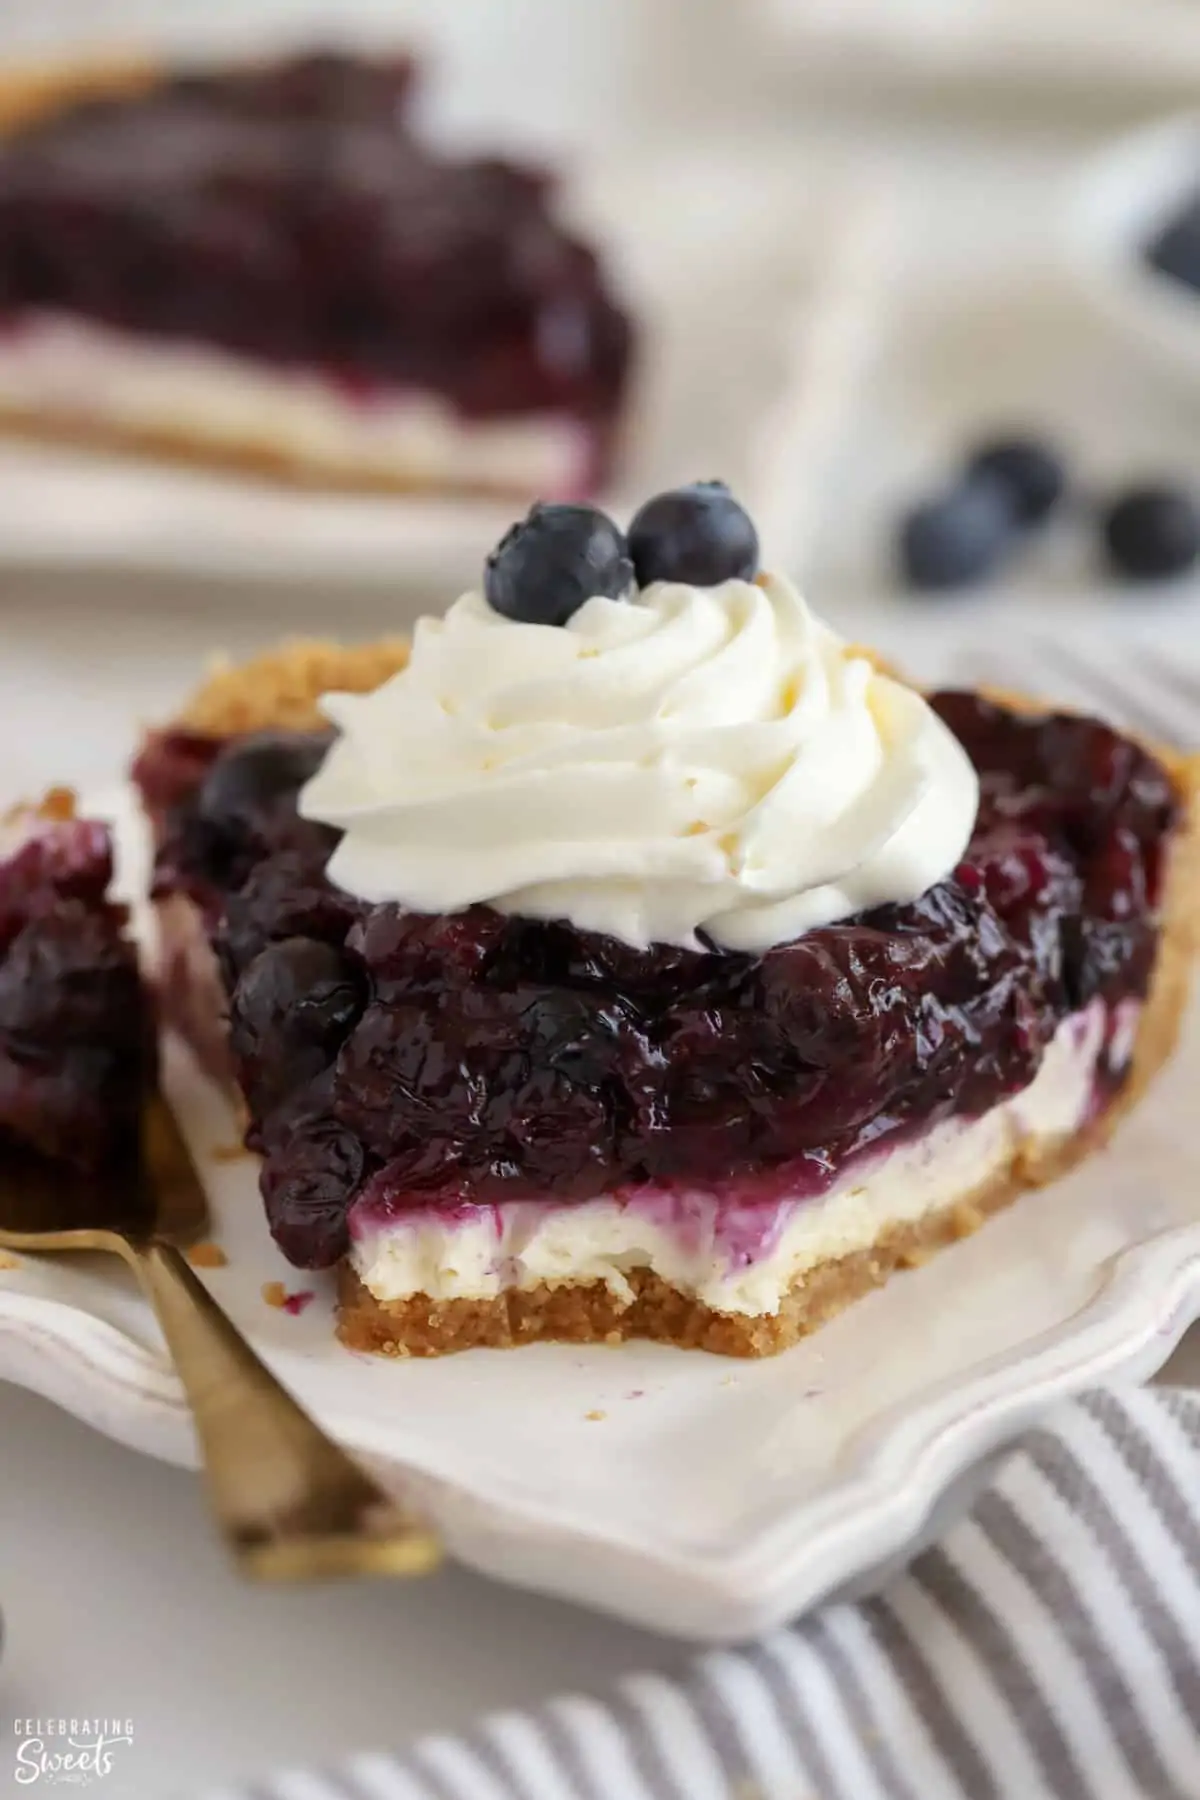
(202, 1384, 1200, 1800)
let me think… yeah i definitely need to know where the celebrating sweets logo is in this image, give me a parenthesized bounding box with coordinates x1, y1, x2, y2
(12, 1720, 134, 1787)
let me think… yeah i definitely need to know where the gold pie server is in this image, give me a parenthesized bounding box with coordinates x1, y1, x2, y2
(0, 1094, 441, 1581)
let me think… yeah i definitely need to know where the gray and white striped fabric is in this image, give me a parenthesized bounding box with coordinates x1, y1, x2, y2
(209, 1387, 1200, 1800)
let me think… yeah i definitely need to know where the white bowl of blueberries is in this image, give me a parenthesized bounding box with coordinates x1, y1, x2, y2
(893, 118, 1200, 599)
(1068, 111, 1200, 386)
(892, 126, 1200, 604)
(897, 433, 1200, 595)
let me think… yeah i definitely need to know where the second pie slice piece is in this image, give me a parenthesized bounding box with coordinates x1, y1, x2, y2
(0, 52, 633, 499)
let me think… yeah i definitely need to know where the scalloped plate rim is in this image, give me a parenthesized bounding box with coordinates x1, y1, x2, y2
(4, 1217, 1199, 1638)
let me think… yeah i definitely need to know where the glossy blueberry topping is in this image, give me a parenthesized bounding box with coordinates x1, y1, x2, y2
(0, 902, 139, 1049)
(198, 730, 331, 829)
(965, 437, 1067, 528)
(158, 728, 336, 901)
(627, 481, 759, 589)
(136, 690, 1178, 1268)
(1101, 486, 1200, 582)
(229, 936, 366, 1116)
(0, 819, 152, 1170)
(484, 502, 632, 626)
(260, 1122, 364, 1268)
(899, 479, 1016, 592)
(162, 49, 419, 121)
(0, 814, 113, 953)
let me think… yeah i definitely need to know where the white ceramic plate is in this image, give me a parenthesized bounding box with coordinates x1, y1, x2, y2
(758, 0, 1200, 94)
(2, 787, 1199, 1642)
(1066, 113, 1200, 391)
(0, 158, 889, 594)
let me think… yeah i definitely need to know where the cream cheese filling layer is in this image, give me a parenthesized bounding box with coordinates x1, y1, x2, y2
(0, 312, 588, 490)
(349, 1003, 1123, 1319)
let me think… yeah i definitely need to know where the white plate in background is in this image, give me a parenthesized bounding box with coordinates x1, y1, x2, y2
(0, 157, 891, 594)
(1, 785, 1198, 1643)
(757, 0, 1200, 94)
(1067, 114, 1200, 391)
(787, 124, 1200, 645)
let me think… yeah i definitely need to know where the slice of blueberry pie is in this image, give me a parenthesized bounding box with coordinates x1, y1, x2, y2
(0, 52, 632, 498)
(0, 790, 154, 1170)
(135, 485, 1199, 1357)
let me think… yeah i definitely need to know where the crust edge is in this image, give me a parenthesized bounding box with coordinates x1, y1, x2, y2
(0, 401, 583, 502)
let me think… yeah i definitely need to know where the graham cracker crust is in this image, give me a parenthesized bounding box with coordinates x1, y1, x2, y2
(0, 402, 571, 501)
(0, 58, 154, 134)
(177, 637, 411, 738)
(155, 640, 1200, 1358)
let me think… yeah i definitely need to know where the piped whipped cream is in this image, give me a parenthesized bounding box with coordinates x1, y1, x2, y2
(300, 572, 979, 952)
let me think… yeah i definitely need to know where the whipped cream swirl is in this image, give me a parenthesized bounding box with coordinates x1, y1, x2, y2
(300, 574, 979, 953)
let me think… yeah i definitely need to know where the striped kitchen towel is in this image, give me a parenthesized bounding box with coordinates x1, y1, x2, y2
(207, 1386, 1200, 1800)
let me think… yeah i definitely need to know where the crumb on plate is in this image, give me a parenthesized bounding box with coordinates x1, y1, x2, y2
(39, 786, 77, 821)
(186, 1241, 228, 1269)
(262, 1280, 316, 1315)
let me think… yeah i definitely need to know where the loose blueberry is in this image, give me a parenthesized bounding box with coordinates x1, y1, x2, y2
(198, 730, 331, 831)
(898, 478, 1015, 592)
(484, 503, 632, 627)
(627, 481, 758, 588)
(965, 436, 1067, 528)
(1101, 485, 1200, 582)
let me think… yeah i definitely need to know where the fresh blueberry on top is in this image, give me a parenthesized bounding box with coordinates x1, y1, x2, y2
(627, 481, 759, 588)
(965, 436, 1067, 528)
(898, 478, 1016, 592)
(484, 503, 632, 626)
(1101, 485, 1200, 582)
(198, 730, 331, 831)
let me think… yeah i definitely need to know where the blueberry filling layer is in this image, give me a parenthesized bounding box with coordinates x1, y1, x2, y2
(346, 997, 1130, 1312)
(0, 53, 631, 433)
(138, 694, 1179, 1270)
(0, 809, 152, 1168)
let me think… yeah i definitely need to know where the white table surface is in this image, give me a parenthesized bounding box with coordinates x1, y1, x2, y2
(7, 71, 1200, 1800)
